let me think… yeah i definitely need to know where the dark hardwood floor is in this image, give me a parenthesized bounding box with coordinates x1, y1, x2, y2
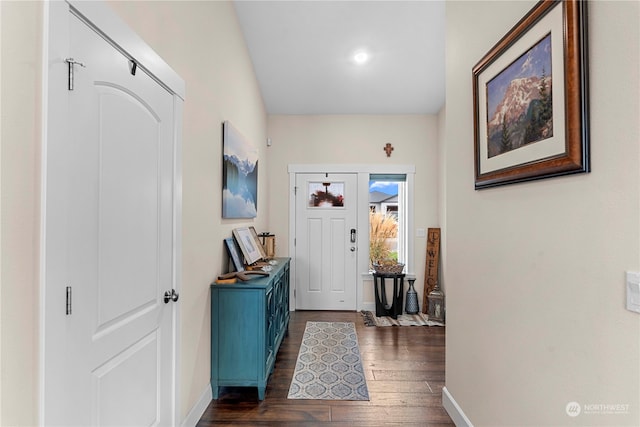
(197, 311, 453, 426)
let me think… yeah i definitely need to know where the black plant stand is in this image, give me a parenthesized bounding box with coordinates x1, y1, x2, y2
(372, 272, 405, 319)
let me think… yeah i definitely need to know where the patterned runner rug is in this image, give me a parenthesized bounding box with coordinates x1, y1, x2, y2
(287, 321, 369, 400)
(361, 310, 444, 327)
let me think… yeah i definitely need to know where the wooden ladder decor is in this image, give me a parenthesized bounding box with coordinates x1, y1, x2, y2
(422, 228, 441, 314)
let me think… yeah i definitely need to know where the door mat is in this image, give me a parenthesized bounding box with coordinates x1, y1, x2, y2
(287, 321, 369, 400)
(361, 310, 444, 327)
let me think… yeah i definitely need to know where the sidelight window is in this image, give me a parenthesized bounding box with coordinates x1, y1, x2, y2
(369, 174, 407, 270)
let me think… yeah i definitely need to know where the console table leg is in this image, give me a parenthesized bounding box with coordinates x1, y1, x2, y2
(212, 384, 219, 399)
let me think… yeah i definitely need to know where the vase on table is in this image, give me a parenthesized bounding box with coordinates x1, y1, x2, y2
(405, 278, 419, 314)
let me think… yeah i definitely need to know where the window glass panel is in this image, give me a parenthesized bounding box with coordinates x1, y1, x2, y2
(369, 176, 406, 270)
(307, 181, 345, 207)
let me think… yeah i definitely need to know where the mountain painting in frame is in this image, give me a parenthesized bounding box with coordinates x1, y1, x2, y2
(223, 121, 258, 218)
(473, 0, 589, 189)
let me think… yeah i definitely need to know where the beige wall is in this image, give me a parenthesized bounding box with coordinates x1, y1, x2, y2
(444, 1, 640, 425)
(267, 114, 439, 306)
(1, 0, 267, 424)
(0, 1, 42, 425)
(107, 0, 268, 421)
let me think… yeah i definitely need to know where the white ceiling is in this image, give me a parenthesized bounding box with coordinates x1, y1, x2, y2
(233, 0, 445, 115)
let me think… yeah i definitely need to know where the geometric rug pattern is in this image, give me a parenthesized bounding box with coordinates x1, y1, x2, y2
(287, 321, 370, 400)
(361, 310, 445, 327)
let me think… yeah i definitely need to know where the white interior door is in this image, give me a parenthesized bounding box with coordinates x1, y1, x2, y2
(43, 7, 178, 426)
(295, 173, 358, 310)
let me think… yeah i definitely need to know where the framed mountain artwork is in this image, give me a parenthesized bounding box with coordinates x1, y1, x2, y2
(222, 121, 258, 217)
(473, 0, 589, 189)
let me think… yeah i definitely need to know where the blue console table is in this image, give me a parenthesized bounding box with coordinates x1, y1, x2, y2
(210, 258, 290, 400)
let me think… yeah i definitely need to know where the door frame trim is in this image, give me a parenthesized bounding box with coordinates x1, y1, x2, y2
(288, 164, 415, 312)
(40, 1, 184, 425)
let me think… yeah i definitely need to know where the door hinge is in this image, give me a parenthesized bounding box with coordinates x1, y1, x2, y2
(66, 286, 72, 315)
(65, 58, 85, 91)
(294, 238, 296, 247)
(294, 186, 298, 195)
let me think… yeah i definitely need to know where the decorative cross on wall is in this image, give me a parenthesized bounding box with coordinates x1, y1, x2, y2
(383, 143, 394, 157)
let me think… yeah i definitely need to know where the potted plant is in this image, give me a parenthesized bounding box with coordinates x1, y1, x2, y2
(369, 211, 403, 273)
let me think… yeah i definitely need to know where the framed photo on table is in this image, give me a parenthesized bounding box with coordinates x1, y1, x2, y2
(224, 237, 244, 272)
(232, 227, 263, 266)
(473, 0, 589, 189)
(249, 226, 268, 260)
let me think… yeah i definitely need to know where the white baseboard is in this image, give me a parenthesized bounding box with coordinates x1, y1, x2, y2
(180, 384, 212, 427)
(360, 302, 375, 312)
(442, 386, 473, 427)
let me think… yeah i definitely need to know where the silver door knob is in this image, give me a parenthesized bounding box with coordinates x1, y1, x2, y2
(350, 247, 356, 252)
(164, 289, 179, 304)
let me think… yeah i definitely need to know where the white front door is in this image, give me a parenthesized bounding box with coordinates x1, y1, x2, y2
(43, 7, 178, 426)
(294, 174, 358, 310)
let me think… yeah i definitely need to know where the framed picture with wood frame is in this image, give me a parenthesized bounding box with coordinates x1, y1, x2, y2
(249, 226, 268, 260)
(473, 0, 589, 189)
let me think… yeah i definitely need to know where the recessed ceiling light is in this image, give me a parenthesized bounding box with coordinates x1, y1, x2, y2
(353, 51, 369, 65)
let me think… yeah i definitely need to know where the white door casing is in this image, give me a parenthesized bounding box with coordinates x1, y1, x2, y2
(41, 2, 184, 426)
(294, 173, 358, 310)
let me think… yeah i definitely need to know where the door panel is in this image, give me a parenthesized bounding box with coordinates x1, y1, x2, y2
(295, 174, 357, 310)
(307, 218, 322, 293)
(330, 218, 347, 292)
(97, 84, 161, 327)
(92, 332, 158, 427)
(43, 9, 176, 426)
